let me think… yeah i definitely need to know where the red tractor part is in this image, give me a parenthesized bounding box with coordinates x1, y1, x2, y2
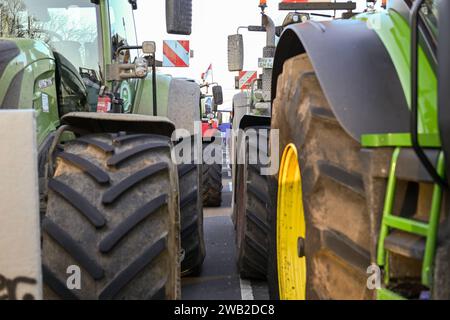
(202, 119, 219, 138)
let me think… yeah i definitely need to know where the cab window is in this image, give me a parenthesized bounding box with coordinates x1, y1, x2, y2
(421, 0, 439, 41)
(1, 0, 100, 73)
(109, 0, 138, 63)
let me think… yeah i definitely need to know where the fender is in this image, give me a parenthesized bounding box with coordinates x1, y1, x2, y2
(272, 19, 410, 142)
(61, 112, 175, 138)
(239, 114, 271, 130)
(134, 75, 201, 136)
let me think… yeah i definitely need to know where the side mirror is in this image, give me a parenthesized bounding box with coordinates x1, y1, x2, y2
(228, 34, 244, 72)
(213, 86, 223, 106)
(166, 0, 192, 35)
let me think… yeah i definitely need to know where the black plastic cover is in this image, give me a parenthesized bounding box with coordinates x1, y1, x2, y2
(272, 20, 410, 142)
(439, 1, 450, 185)
(166, 0, 192, 35)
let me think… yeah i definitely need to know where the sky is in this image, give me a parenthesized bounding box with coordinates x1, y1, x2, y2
(134, 0, 369, 110)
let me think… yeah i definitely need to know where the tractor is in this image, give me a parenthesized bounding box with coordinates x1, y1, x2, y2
(227, 0, 313, 280)
(200, 82, 224, 207)
(265, 0, 450, 300)
(0, 0, 205, 299)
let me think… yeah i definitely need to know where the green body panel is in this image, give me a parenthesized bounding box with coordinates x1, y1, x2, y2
(357, 9, 439, 140)
(133, 73, 172, 117)
(377, 288, 407, 300)
(0, 39, 59, 145)
(361, 133, 441, 148)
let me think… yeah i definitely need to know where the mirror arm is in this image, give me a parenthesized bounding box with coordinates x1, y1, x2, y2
(262, 13, 276, 47)
(115, 45, 143, 62)
(200, 82, 219, 89)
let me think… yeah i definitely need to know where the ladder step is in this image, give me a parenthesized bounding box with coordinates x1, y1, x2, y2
(384, 215, 429, 236)
(384, 231, 425, 260)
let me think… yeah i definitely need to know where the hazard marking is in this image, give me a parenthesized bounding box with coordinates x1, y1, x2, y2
(163, 40, 190, 67)
(238, 71, 257, 90)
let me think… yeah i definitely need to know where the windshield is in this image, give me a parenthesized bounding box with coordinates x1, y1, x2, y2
(0, 0, 100, 72)
(109, 0, 138, 63)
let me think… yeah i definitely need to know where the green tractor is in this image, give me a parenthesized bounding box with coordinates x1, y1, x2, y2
(266, 0, 450, 300)
(0, 0, 205, 299)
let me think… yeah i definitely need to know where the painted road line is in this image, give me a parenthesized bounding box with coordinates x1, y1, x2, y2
(239, 278, 254, 300)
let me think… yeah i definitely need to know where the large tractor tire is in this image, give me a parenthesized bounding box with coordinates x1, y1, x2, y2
(202, 140, 223, 207)
(176, 138, 205, 276)
(235, 126, 271, 279)
(268, 54, 372, 300)
(42, 133, 180, 300)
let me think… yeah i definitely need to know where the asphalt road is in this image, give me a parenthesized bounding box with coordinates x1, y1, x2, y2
(181, 147, 269, 300)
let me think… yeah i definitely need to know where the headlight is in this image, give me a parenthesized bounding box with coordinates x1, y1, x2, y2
(135, 57, 148, 78)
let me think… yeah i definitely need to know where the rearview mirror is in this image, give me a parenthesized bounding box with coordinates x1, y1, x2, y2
(213, 86, 223, 106)
(166, 0, 192, 35)
(228, 34, 244, 72)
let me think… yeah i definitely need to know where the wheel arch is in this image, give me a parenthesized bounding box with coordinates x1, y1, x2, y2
(61, 112, 176, 138)
(272, 20, 410, 142)
(239, 115, 271, 130)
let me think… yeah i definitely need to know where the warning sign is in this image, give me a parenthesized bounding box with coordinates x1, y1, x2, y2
(238, 71, 257, 90)
(163, 40, 190, 67)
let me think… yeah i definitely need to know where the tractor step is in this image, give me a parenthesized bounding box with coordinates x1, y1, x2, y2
(377, 147, 445, 297)
(384, 230, 425, 260)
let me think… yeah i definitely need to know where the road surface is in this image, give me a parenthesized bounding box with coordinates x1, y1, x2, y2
(181, 145, 269, 300)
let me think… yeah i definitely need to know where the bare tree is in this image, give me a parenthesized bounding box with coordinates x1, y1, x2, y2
(0, 0, 43, 39)
(0, 0, 96, 42)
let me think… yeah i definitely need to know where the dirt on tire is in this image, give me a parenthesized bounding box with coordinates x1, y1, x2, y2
(42, 133, 180, 300)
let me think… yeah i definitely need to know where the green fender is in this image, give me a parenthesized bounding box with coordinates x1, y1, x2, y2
(0, 39, 60, 146)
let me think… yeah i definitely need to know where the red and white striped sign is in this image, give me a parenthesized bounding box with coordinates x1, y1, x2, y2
(163, 40, 190, 67)
(238, 71, 257, 90)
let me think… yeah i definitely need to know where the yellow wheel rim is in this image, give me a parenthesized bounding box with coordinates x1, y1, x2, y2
(277, 143, 306, 300)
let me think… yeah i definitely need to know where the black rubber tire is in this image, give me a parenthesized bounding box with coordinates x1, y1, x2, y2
(202, 140, 222, 207)
(268, 54, 372, 300)
(176, 137, 205, 276)
(42, 133, 180, 300)
(235, 126, 270, 280)
(38, 134, 55, 216)
(433, 239, 450, 299)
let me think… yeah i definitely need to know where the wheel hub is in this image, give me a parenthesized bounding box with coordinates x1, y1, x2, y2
(276, 143, 306, 300)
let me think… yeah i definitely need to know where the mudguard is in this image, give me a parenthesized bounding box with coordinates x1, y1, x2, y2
(239, 115, 271, 130)
(272, 19, 410, 142)
(61, 112, 175, 138)
(133, 74, 200, 136)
